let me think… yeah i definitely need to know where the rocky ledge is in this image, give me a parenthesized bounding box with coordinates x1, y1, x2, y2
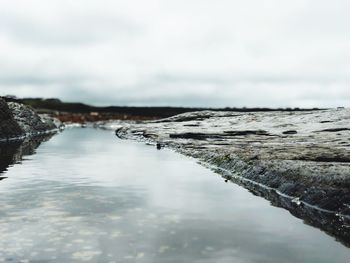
(115, 108, 350, 243)
(0, 98, 58, 141)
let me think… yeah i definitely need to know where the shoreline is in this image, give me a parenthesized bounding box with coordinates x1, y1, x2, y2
(115, 109, 350, 216)
(115, 109, 350, 245)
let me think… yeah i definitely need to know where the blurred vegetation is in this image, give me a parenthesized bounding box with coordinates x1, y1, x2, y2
(2, 96, 322, 120)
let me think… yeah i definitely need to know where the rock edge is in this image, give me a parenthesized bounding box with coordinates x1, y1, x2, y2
(115, 109, 350, 217)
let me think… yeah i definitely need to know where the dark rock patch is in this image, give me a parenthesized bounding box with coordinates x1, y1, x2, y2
(183, 124, 201, 127)
(316, 128, 350, 132)
(282, 130, 298, 135)
(169, 132, 221, 140)
(320, 120, 333, 123)
(223, 130, 271, 136)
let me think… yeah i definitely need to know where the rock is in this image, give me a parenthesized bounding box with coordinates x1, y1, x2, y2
(115, 108, 350, 246)
(115, 109, 350, 214)
(0, 98, 58, 141)
(8, 102, 56, 134)
(0, 98, 25, 140)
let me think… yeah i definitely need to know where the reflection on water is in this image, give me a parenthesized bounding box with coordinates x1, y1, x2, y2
(0, 128, 349, 263)
(0, 134, 55, 177)
(223, 175, 350, 247)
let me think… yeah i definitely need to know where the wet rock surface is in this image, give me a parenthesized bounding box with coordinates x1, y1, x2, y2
(116, 108, 350, 244)
(0, 98, 58, 141)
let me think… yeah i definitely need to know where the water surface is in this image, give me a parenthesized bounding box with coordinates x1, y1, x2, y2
(0, 128, 349, 262)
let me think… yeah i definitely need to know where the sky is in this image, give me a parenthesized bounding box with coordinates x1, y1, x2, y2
(0, 0, 349, 108)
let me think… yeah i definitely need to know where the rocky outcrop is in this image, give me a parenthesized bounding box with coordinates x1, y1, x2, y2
(8, 101, 57, 134)
(115, 108, 350, 245)
(0, 98, 58, 141)
(0, 98, 24, 140)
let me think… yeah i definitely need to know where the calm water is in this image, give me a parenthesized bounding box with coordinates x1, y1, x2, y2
(0, 128, 349, 263)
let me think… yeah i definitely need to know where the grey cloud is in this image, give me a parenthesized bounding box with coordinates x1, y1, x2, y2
(0, 13, 142, 46)
(0, 75, 88, 86)
(0, 0, 349, 107)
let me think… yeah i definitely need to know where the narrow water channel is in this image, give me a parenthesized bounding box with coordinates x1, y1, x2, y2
(0, 128, 349, 262)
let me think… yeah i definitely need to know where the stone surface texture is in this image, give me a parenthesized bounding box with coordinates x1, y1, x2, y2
(0, 98, 57, 141)
(0, 98, 24, 139)
(115, 109, 350, 216)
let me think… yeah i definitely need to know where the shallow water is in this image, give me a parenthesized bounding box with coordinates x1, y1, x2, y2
(0, 128, 349, 263)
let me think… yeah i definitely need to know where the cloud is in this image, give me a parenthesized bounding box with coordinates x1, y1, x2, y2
(0, 0, 349, 107)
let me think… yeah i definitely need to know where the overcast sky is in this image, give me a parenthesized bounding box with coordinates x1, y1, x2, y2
(0, 0, 349, 107)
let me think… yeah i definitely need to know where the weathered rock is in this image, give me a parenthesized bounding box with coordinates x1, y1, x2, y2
(115, 109, 350, 216)
(8, 102, 56, 134)
(0, 98, 58, 141)
(0, 98, 24, 140)
(115, 108, 350, 246)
